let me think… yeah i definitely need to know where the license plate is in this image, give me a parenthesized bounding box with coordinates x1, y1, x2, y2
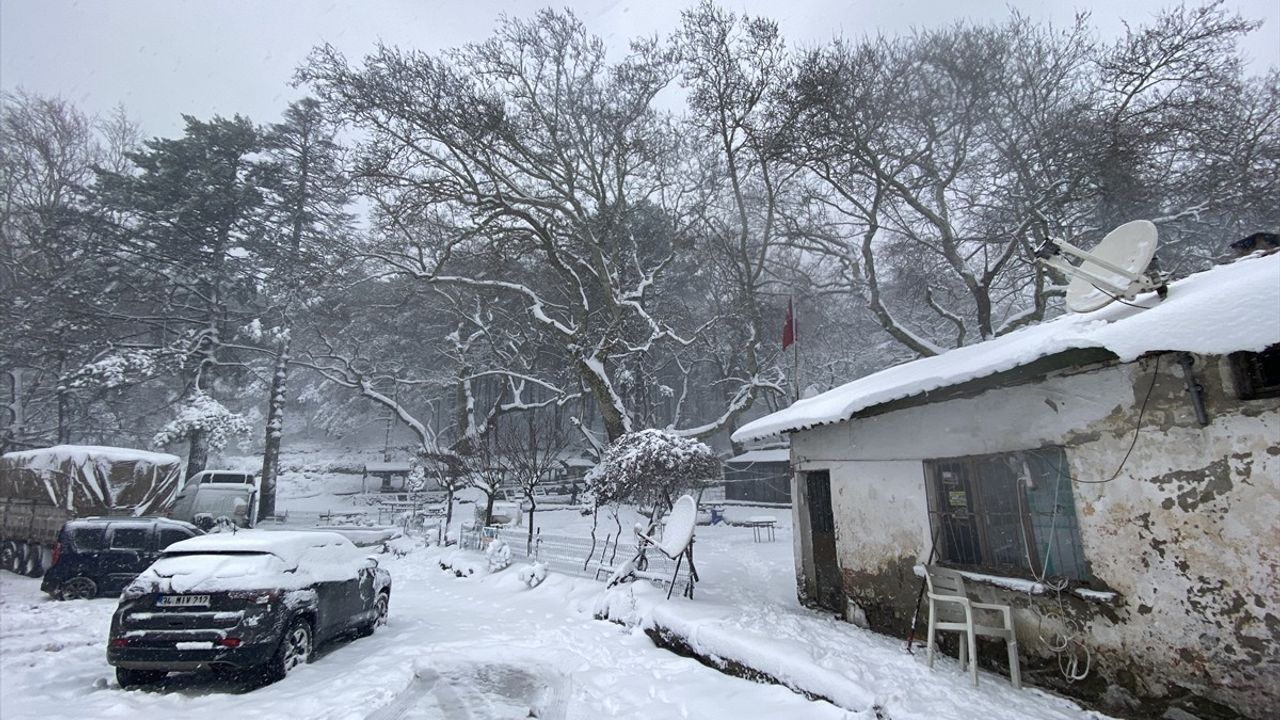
(157, 595, 210, 607)
(175, 641, 214, 650)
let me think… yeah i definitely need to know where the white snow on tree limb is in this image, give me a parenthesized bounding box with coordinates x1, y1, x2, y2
(152, 392, 252, 451)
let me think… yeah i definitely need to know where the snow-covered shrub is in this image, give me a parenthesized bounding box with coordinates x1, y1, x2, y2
(593, 583, 639, 626)
(486, 540, 512, 572)
(152, 391, 252, 451)
(383, 536, 419, 558)
(517, 562, 548, 588)
(586, 429, 722, 510)
(437, 549, 481, 577)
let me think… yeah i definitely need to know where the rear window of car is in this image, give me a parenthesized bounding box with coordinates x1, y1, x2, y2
(109, 527, 150, 550)
(204, 473, 253, 484)
(70, 526, 106, 551)
(148, 552, 288, 589)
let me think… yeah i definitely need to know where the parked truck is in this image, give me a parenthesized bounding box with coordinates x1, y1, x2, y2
(0, 445, 183, 576)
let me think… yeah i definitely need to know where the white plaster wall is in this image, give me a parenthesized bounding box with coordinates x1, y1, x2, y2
(788, 355, 1280, 717)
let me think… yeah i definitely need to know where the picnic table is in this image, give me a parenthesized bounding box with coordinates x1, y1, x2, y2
(744, 515, 777, 542)
(318, 510, 366, 525)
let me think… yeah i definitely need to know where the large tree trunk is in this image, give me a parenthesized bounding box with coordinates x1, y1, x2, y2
(579, 356, 629, 442)
(443, 485, 454, 543)
(186, 429, 209, 480)
(526, 496, 537, 554)
(257, 340, 290, 521)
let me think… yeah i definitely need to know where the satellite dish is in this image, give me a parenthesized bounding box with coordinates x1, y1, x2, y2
(1035, 220, 1169, 313)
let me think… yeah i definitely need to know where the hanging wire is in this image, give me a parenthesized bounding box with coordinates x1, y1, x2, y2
(1073, 354, 1161, 484)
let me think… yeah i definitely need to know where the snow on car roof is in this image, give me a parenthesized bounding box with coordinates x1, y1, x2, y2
(733, 253, 1280, 443)
(163, 530, 355, 564)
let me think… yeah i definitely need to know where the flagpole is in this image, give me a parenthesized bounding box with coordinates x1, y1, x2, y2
(792, 294, 799, 404)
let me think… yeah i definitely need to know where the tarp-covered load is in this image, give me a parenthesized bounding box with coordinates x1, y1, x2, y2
(0, 445, 183, 515)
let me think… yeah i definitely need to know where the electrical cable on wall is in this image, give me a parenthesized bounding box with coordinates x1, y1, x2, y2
(1073, 354, 1161, 484)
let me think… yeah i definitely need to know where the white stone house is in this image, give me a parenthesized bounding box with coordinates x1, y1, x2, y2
(733, 253, 1280, 718)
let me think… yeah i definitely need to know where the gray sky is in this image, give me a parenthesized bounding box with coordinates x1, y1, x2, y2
(3, 0, 1277, 137)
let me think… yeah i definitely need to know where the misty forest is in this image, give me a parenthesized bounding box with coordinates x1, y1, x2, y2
(3, 1, 1277, 511)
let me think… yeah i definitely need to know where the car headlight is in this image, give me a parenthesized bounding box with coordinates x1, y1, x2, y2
(122, 585, 146, 600)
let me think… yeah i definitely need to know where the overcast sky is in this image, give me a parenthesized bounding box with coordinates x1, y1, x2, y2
(2, 0, 1277, 137)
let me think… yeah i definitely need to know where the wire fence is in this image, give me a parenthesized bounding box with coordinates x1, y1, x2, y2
(459, 524, 693, 592)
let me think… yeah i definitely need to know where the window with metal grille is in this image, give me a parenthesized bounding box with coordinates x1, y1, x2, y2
(925, 447, 1090, 581)
(1231, 344, 1280, 400)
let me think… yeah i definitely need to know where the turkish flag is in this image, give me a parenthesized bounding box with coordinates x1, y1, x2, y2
(782, 299, 795, 350)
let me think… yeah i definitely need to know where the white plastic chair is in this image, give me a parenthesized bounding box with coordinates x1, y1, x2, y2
(924, 565, 1021, 688)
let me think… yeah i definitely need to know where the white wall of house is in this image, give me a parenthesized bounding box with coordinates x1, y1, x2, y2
(789, 353, 1280, 717)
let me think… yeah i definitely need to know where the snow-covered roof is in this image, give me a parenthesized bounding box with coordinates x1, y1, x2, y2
(726, 448, 791, 464)
(1, 444, 181, 467)
(733, 253, 1280, 443)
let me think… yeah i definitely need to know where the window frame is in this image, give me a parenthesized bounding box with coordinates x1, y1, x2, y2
(1230, 344, 1280, 400)
(924, 447, 1088, 582)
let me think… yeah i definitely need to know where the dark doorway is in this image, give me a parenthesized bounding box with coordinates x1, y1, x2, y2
(805, 471, 842, 612)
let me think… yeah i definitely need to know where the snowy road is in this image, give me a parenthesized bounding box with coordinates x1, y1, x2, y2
(0, 544, 852, 720)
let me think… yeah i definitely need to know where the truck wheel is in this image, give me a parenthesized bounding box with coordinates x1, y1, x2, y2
(23, 543, 43, 577)
(116, 667, 166, 688)
(0, 542, 16, 574)
(59, 576, 97, 600)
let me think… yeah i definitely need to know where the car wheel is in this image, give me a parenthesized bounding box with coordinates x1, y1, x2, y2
(269, 617, 313, 681)
(116, 667, 166, 689)
(59, 576, 97, 600)
(360, 592, 390, 636)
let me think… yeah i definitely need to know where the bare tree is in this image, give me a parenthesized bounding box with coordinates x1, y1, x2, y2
(494, 407, 571, 552)
(300, 9, 782, 444)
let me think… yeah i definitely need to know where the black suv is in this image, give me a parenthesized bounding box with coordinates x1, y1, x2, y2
(41, 518, 203, 600)
(108, 530, 391, 688)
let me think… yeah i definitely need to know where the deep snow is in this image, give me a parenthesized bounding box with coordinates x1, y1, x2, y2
(0, 447, 1119, 719)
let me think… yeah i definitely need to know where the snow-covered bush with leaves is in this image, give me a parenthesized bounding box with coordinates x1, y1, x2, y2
(586, 429, 723, 511)
(152, 391, 252, 451)
(517, 562, 548, 588)
(486, 539, 512, 572)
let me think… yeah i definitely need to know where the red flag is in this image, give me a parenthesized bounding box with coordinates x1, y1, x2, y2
(782, 299, 795, 350)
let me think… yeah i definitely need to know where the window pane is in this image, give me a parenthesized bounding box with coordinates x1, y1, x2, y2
(157, 528, 190, 549)
(933, 461, 982, 566)
(1023, 448, 1089, 581)
(72, 527, 105, 551)
(110, 527, 149, 550)
(974, 456, 1030, 570)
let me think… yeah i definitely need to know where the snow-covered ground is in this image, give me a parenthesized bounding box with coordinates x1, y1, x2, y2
(0, 446, 1116, 719)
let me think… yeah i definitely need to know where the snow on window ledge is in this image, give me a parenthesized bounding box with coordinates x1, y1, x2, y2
(912, 564, 1118, 604)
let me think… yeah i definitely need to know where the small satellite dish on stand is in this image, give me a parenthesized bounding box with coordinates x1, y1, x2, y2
(1035, 219, 1170, 313)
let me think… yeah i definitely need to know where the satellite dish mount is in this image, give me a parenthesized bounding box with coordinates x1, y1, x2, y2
(1035, 219, 1170, 313)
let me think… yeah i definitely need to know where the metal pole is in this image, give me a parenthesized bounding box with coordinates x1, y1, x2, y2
(792, 295, 800, 403)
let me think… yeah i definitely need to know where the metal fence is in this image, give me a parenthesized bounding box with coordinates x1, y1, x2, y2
(459, 524, 693, 593)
